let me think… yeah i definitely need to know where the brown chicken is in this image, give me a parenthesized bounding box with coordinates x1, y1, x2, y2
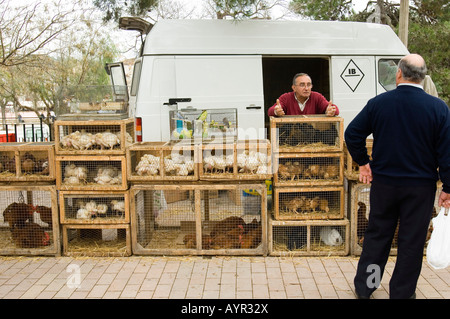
(309, 196, 320, 212)
(3, 202, 34, 228)
(11, 222, 50, 248)
(319, 199, 330, 213)
(241, 222, 262, 249)
(357, 202, 368, 245)
(285, 197, 308, 214)
(183, 233, 212, 249)
(210, 216, 246, 238)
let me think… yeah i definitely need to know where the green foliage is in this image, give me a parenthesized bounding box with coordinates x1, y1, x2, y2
(407, 21, 450, 105)
(93, 0, 158, 22)
(289, 0, 353, 21)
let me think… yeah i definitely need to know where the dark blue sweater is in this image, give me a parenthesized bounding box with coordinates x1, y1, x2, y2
(344, 85, 450, 193)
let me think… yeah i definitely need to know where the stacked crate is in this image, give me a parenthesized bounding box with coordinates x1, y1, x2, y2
(128, 139, 269, 255)
(268, 116, 349, 256)
(54, 118, 134, 256)
(0, 142, 60, 256)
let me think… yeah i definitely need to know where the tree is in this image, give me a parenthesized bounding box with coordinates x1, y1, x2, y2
(0, 0, 77, 68)
(0, 1, 120, 125)
(206, 0, 279, 19)
(93, 0, 159, 22)
(289, 0, 353, 21)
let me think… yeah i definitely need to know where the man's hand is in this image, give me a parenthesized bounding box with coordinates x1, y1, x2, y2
(438, 191, 450, 209)
(325, 100, 336, 117)
(274, 99, 285, 116)
(359, 163, 373, 184)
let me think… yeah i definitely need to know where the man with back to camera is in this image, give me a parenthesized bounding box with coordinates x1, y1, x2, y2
(267, 73, 339, 117)
(345, 53, 450, 299)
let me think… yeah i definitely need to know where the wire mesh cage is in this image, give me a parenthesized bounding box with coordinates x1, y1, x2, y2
(344, 139, 373, 181)
(59, 191, 129, 224)
(0, 142, 55, 182)
(349, 182, 440, 256)
(130, 183, 267, 255)
(270, 116, 344, 153)
(54, 119, 134, 155)
(62, 224, 131, 257)
(0, 185, 60, 256)
(56, 156, 127, 190)
(170, 108, 237, 142)
(274, 186, 344, 220)
(273, 152, 343, 186)
(269, 218, 349, 256)
(235, 139, 272, 180)
(55, 85, 129, 120)
(200, 142, 236, 180)
(127, 141, 198, 182)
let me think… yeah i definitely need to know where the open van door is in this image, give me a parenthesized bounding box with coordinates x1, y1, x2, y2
(105, 62, 129, 102)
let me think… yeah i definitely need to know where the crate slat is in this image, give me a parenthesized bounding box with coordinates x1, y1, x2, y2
(130, 183, 267, 256)
(270, 116, 344, 153)
(344, 139, 373, 181)
(268, 217, 349, 256)
(273, 186, 344, 220)
(273, 152, 343, 186)
(56, 155, 128, 191)
(59, 190, 129, 224)
(348, 182, 440, 256)
(54, 118, 135, 155)
(62, 224, 131, 257)
(127, 141, 199, 182)
(0, 142, 55, 182)
(0, 185, 60, 256)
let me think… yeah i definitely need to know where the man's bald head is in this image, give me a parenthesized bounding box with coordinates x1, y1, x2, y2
(398, 53, 427, 83)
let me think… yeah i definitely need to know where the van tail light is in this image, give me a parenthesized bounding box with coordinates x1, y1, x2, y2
(135, 117, 142, 142)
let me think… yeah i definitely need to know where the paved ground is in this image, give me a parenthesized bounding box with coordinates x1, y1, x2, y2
(0, 255, 448, 300)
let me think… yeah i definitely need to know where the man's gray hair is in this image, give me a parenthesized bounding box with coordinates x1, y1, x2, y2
(292, 73, 311, 85)
(398, 56, 427, 83)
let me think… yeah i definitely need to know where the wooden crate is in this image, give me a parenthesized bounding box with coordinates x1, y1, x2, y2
(273, 186, 344, 220)
(0, 185, 60, 256)
(268, 217, 349, 256)
(273, 152, 343, 186)
(62, 224, 131, 257)
(54, 118, 135, 155)
(59, 190, 130, 224)
(127, 141, 198, 182)
(344, 139, 373, 181)
(130, 183, 267, 256)
(56, 155, 128, 191)
(199, 142, 236, 181)
(235, 139, 272, 180)
(270, 116, 344, 153)
(0, 142, 55, 182)
(348, 182, 440, 256)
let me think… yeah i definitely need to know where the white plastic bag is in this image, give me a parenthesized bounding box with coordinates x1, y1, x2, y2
(426, 207, 450, 269)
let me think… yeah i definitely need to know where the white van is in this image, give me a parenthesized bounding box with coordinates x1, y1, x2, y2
(116, 19, 409, 142)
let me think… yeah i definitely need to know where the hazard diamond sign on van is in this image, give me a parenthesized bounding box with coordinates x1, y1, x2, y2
(340, 59, 365, 92)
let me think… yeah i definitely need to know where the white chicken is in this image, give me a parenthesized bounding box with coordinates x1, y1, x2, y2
(72, 130, 95, 150)
(94, 166, 121, 185)
(96, 203, 108, 216)
(110, 200, 126, 217)
(95, 131, 120, 149)
(76, 208, 90, 219)
(135, 154, 160, 176)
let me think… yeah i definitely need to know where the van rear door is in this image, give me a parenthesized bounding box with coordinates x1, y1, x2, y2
(173, 55, 265, 140)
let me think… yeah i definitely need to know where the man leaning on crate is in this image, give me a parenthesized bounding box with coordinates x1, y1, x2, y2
(267, 73, 339, 117)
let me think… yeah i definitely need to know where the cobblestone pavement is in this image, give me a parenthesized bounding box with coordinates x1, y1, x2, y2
(0, 256, 448, 299)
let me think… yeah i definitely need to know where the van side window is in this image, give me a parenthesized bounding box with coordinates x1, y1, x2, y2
(131, 60, 142, 96)
(378, 59, 400, 91)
